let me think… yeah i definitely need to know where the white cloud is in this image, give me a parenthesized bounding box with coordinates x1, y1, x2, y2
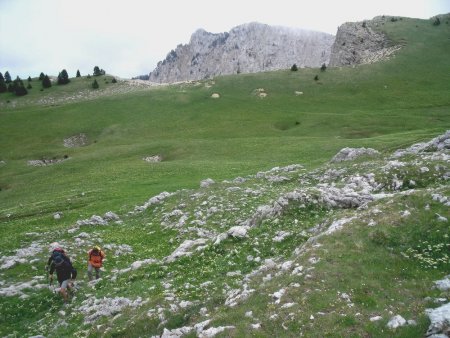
(0, 0, 448, 78)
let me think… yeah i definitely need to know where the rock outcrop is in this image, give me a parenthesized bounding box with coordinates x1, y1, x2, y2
(329, 17, 401, 67)
(149, 22, 334, 83)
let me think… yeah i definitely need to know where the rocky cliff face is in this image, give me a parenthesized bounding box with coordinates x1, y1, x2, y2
(329, 17, 401, 67)
(149, 22, 334, 83)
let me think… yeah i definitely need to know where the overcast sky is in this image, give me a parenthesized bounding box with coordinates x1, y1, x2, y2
(0, 0, 448, 79)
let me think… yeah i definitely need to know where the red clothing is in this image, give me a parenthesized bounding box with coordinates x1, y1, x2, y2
(88, 249, 105, 268)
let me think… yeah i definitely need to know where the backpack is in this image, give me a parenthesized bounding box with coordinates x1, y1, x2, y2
(89, 249, 104, 267)
(51, 249, 68, 266)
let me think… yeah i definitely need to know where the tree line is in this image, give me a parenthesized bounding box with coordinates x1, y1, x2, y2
(0, 66, 114, 97)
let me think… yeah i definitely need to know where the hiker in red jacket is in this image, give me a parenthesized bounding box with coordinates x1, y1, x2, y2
(87, 246, 105, 281)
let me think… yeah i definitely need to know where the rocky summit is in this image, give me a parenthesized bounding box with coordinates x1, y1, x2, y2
(149, 22, 334, 83)
(329, 16, 402, 67)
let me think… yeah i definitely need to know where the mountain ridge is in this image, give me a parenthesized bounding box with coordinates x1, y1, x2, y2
(148, 22, 334, 83)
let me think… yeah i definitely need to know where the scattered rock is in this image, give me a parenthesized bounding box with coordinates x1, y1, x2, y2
(64, 133, 88, 148)
(393, 130, 450, 158)
(434, 275, 450, 291)
(227, 226, 249, 238)
(425, 303, 450, 337)
(76, 296, 147, 323)
(387, 315, 406, 329)
(331, 147, 379, 162)
(211, 93, 220, 99)
(143, 155, 162, 163)
(200, 178, 215, 188)
(27, 158, 68, 166)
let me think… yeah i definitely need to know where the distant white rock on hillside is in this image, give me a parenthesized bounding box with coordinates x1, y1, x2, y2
(149, 22, 335, 83)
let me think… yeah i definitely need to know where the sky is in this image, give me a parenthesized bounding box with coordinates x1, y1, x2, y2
(0, 0, 448, 79)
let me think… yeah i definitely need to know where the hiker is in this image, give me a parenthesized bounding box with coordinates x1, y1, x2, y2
(48, 254, 77, 303)
(45, 247, 69, 271)
(87, 246, 105, 281)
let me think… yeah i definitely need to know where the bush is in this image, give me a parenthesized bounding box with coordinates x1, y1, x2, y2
(92, 79, 99, 89)
(320, 63, 327, 72)
(433, 17, 441, 26)
(15, 85, 28, 96)
(314, 75, 319, 81)
(291, 64, 298, 71)
(111, 77, 117, 83)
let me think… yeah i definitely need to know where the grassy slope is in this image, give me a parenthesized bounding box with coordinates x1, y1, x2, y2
(0, 15, 449, 337)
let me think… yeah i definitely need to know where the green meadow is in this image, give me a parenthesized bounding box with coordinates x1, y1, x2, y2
(0, 15, 449, 337)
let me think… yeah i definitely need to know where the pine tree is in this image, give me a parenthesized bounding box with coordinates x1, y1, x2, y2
(42, 75, 52, 88)
(92, 79, 99, 89)
(320, 63, 327, 72)
(27, 76, 32, 82)
(0, 76, 6, 93)
(76, 70, 81, 77)
(93, 66, 101, 76)
(13, 76, 28, 96)
(4, 71, 12, 83)
(39, 72, 45, 81)
(57, 69, 70, 85)
(291, 64, 298, 71)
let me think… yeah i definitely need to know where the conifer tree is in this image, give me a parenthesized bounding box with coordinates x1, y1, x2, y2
(57, 69, 70, 85)
(39, 72, 45, 81)
(0, 76, 6, 93)
(4, 71, 11, 83)
(13, 76, 28, 96)
(42, 75, 52, 88)
(76, 70, 81, 77)
(93, 66, 101, 76)
(92, 79, 99, 89)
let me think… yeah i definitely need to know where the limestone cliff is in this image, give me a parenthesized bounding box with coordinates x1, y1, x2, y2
(149, 22, 334, 83)
(329, 17, 401, 67)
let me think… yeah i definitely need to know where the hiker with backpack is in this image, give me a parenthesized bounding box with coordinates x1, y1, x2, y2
(45, 247, 69, 271)
(48, 248, 77, 303)
(87, 246, 105, 281)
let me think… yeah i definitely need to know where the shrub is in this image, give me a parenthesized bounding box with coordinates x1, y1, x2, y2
(15, 85, 28, 96)
(320, 63, 327, 72)
(92, 79, 99, 89)
(291, 64, 298, 71)
(111, 77, 117, 83)
(433, 17, 441, 26)
(314, 75, 319, 81)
